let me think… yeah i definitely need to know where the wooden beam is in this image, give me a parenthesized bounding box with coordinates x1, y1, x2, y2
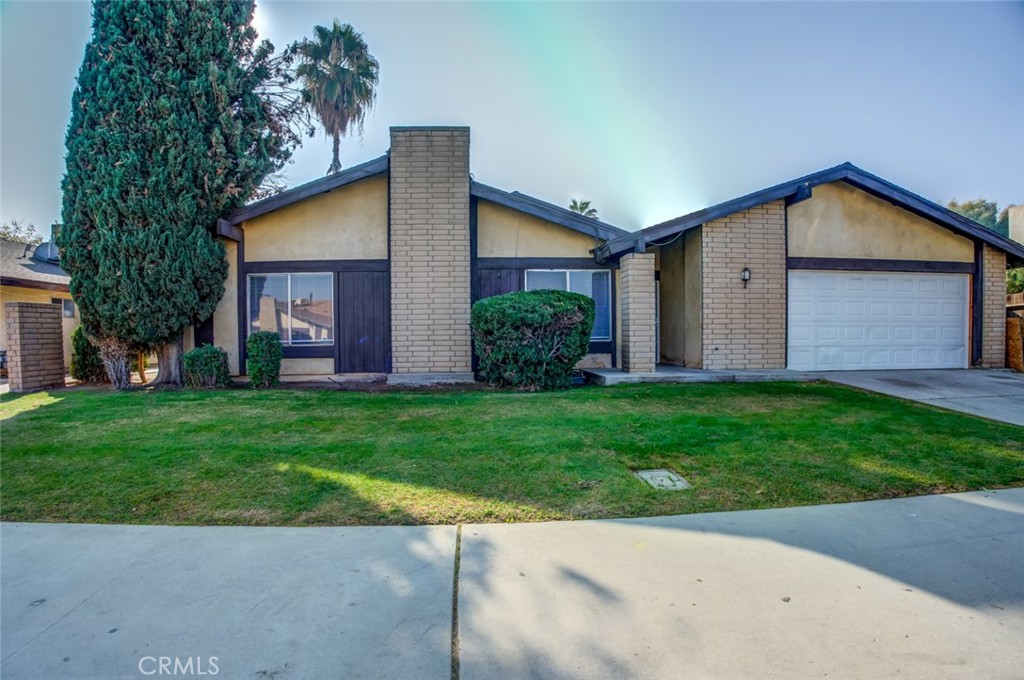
(243, 259, 389, 274)
(215, 219, 243, 242)
(0, 277, 70, 293)
(786, 257, 975, 274)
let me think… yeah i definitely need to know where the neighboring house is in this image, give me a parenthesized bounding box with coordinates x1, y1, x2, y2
(198, 126, 1024, 381)
(0, 237, 79, 369)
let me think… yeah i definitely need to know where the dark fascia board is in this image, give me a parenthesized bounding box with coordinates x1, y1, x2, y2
(223, 155, 390, 227)
(0, 277, 70, 293)
(470, 181, 629, 243)
(595, 162, 1024, 266)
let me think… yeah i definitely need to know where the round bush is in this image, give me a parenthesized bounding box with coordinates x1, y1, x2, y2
(246, 331, 282, 388)
(182, 344, 232, 388)
(471, 289, 594, 391)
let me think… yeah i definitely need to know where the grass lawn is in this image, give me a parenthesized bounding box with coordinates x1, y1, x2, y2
(1, 382, 1021, 526)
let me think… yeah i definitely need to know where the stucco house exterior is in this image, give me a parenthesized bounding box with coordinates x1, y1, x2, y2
(1, 237, 79, 369)
(200, 126, 1024, 382)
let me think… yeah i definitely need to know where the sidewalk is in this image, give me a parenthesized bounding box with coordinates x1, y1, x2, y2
(3, 489, 1023, 679)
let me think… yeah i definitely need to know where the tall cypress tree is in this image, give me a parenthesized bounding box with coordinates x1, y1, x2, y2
(61, 0, 297, 388)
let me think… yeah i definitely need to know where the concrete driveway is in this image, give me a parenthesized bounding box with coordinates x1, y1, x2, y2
(823, 369, 1024, 426)
(4, 489, 1023, 679)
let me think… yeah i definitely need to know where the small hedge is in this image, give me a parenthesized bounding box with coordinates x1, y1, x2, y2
(471, 289, 594, 390)
(183, 344, 231, 388)
(69, 327, 107, 382)
(246, 331, 283, 388)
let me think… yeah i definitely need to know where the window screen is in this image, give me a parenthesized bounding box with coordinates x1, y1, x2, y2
(525, 269, 612, 341)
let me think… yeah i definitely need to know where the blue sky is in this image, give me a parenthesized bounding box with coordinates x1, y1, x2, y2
(1, 0, 1021, 236)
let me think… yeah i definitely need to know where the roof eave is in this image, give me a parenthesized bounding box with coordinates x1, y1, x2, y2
(470, 182, 629, 242)
(223, 155, 390, 228)
(599, 163, 1024, 265)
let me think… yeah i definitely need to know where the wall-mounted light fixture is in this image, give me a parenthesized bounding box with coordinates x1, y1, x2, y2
(741, 267, 751, 288)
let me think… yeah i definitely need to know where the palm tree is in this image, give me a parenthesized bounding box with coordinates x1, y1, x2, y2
(569, 198, 599, 219)
(293, 21, 379, 175)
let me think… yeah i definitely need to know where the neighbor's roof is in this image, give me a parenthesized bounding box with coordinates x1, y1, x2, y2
(595, 162, 1024, 266)
(470, 181, 629, 242)
(0, 239, 70, 291)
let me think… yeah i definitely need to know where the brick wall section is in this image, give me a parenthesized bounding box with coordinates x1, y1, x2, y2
(4, 302, 65, 392)
(389, 127, 472, 374)
(980, 244, 1006, 368)
(701, 200, 787, 369)
(619, 252, 657, 373)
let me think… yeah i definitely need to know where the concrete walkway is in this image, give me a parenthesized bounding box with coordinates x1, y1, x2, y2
(824, 369, 1024, 426)
(581, 365, 817, 385)
(1, 525, 455, 679)
(4, 489, 1023, 679)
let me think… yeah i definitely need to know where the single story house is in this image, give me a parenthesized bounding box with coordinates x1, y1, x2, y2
(1, 237, 80, 369)
(198, 126, 1024, 381)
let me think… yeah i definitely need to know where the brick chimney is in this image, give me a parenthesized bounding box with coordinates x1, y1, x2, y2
(1009, 205, 1024, 245)
(387, 127, 473, 382)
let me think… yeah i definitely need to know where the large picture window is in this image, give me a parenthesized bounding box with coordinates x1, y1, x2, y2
(525, 269, 612, 341)
(248, 273, 333, 345)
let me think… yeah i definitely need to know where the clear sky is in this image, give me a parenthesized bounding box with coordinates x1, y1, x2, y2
(1, 0, 1021, 236)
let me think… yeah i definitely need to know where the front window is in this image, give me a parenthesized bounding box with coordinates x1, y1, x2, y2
(525, 269, 612, 341)
(247, 273, 333, 345)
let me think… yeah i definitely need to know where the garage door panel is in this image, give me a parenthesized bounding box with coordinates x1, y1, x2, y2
(940, 301, 962, 317)
(892, 277, 914, 293)
(893, 326, 914, 341)
(866, 325, 890, 341)
(941, 326, 962, 341)
(867, 349, 890, 366)
(788, 270, 968, 371)
(868, 301, 890, 317)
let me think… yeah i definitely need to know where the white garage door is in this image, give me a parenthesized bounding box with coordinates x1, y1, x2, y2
(787, 270, 969, 371)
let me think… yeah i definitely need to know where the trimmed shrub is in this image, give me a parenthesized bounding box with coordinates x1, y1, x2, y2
(70, 327, 108, 382)
(182, 344, 232, 388)
(471, 289, 594, 391)
(246, 331, 282, 388)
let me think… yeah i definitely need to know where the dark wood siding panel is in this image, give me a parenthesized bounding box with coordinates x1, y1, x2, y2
(786, 257, 975, 274)
(474, 268, 521, 303)
(338, 271, 389, 372)
(194, 315, 214, 347)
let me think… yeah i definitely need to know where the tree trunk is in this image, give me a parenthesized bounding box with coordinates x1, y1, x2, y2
(152, 333, 184, 386)
(98, 337, 133, 391)
(137, 351, 148, 384)
(329, 132, 341, 174)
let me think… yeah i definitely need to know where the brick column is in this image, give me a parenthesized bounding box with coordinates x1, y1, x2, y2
(701, 201, 787, 370)
(4, 302, 65, 392)
(620, 252, 657, 373)
(981, 244, 1006, 368)
(388, 127, 473, 382)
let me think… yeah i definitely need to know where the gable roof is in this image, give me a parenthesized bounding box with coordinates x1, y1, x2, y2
(216, 151, 629, 244)
(594, 163, 1024, 266)
(470, 181, 629, 242)
(222, 155, 390, 228)
(0, 239, 70, 291)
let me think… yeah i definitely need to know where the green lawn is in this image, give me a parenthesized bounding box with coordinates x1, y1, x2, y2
(1, 382, 1021, 526)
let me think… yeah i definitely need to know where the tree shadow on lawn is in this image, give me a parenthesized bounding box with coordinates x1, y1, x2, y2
(613, 488, 1024, 609)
